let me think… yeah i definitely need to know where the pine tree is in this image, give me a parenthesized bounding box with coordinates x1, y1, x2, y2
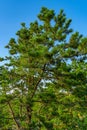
(0, 7, 87, 129)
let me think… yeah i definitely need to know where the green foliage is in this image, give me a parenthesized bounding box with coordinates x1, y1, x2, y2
(0, 7, 87, 129)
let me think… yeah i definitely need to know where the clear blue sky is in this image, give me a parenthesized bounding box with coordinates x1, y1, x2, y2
(0, 0, 87, 57)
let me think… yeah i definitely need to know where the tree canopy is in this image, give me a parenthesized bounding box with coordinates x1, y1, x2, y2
(0, 7, 87, 130)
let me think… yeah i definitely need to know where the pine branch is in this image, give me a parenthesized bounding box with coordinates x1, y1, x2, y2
(7, 101, 21, 130)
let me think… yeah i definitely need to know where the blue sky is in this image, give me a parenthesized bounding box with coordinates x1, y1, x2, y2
(0, 0, 87, 57)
